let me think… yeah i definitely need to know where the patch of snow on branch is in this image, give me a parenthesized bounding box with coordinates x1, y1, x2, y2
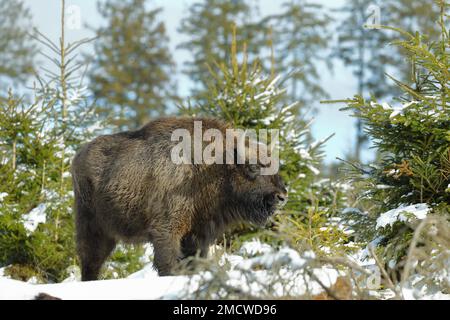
(307, 164, 320, 175)
(0, 192, 8, 202)
(378, 101, 418, 119)
(22, 203, 47, 234)
(376, 203, 430, 229)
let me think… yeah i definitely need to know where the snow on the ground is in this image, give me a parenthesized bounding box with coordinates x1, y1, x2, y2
(402, 288, 450, 300)
(376, 203, 430, 229)
(0, 267, 8, 279)
(62, 266, 81, 283)
(0, 276, 191, 300)
(1, 239, 448, 300)
(0, 240, 339, 300)
(181, 245, 340, 299)
(216, 264, 340, 298)
(127, 263, 159, 280)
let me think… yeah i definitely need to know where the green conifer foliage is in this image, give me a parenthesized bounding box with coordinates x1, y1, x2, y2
(0, 0, 144, 282)
(338, 0, 449, 265)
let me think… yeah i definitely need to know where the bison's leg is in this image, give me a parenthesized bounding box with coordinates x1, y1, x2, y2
(78, 226, 116, 281)
(80, 234, 116, 281)
(180, 234, 198, 259)
(179, 234, 210, 272)
(76, 205, 116, 281)
(181, 234, 208, 259)
(152, 234, 182, 276)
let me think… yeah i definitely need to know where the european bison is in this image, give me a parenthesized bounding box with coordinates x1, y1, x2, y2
(71, 117, 287, 280)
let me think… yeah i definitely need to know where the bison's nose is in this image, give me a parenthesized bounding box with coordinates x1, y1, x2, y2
(276, 193, 288, 206)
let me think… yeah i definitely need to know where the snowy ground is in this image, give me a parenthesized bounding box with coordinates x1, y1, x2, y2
(0, 239, 449, 300)
(0, 240, 338, 300)
(0, 275, 190, 300)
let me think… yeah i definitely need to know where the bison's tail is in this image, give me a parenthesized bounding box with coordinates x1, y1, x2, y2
(71, 147, 94, 206)
(72, 172, 93, 207)
(72, 177, 96, 244)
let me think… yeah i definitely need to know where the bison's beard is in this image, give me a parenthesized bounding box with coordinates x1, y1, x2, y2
(236, 192, 279, 226)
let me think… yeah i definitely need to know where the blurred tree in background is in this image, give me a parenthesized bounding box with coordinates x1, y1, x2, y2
(334, 0, 398, 162)
(0, 0, 37, 92)
(263, 0, 331, 112)
(178, 0, 265, 99)
(0, 0, 447, 290)
(89, 0, 176, 129)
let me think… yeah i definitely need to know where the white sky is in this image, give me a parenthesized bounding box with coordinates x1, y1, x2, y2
(24, 0, 375, 164)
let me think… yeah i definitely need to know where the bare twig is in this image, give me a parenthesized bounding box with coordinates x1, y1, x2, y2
(306, 269, 341, 300)
(317, 256, 370, 275)
(368, 245, 402, 299)
(336, 157, 371, 175)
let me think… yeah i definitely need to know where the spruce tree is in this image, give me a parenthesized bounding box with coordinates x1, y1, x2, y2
(89, 0, 176, 129)
(337, 0, 449, 270)
(0, 0, 98, 282)
(0, 0, 36, 91)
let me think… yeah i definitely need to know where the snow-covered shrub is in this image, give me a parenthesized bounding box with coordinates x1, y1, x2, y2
(338, 2, 449, 276)
(176, 240, 351, 300)
(180, 27, 348, 254)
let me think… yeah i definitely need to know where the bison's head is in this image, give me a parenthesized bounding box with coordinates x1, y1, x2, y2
(225, 138, 288, 225)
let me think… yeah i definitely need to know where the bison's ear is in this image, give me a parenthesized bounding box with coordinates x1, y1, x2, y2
(244, 163, 260, 180)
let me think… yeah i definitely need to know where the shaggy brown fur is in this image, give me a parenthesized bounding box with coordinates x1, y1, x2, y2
(71, 117, 287, 280)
